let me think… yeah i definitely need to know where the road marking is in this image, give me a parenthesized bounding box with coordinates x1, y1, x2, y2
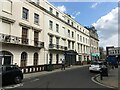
(2, 83, 23, 89)
(30, 78, 39, 82)
(91, 74, 115, 89)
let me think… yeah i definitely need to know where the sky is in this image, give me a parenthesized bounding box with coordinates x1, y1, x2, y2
(49, 1, 118, 49)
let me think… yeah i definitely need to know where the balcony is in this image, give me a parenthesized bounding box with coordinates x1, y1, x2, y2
(34, 40, 44, 48)
(49, 44, 67, 51)
(0, 33, 44, 48)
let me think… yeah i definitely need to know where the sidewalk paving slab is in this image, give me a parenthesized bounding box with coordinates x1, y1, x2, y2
(95, 66, 118, 89)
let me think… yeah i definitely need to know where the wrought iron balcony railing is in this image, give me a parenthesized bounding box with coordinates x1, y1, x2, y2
(0, 33, 44, 48)
(49, 44, 67, 50)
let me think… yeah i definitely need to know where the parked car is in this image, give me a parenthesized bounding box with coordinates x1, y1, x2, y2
(89, 61, 103, 72)
(0, 65, 23, 85)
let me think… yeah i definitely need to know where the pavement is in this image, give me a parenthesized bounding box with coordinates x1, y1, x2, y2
(23, 64, 119, 89)
(94, 66, 119, 89)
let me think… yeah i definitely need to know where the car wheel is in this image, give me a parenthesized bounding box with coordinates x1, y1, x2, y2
(89, 70, 92, 72)
(14, 76, 22, 84)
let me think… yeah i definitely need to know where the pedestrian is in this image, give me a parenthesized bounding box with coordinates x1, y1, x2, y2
(61, 59, 65, 70)
(14, 63, 18, 67)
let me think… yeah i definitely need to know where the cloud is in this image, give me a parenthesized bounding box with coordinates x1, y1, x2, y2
(91, 3, 98, 8)
(92, 7, 118, 48)
(71, 11, 81, 19)
(75, 11, 80, 16)
(57, 5, 67, 12)
(71, 15, 75, 19)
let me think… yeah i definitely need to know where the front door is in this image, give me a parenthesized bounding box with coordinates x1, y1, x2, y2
(4, 56, 11, 65)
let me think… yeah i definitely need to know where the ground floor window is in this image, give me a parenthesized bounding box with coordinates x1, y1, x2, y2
(49, 53, 52, 64)
(78, 55, 82, 61)
(21, 52, 27, 67)
(34, 53, 38, 66)
(56, 54, 59, 64)
(0, 51, 13, 65)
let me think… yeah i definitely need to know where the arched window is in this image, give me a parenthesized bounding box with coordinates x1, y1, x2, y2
(21, 52, 27, 67)
(34, 53, 38, 66)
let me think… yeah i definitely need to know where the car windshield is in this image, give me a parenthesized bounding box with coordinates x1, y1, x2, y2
(91, 62, 103, 65)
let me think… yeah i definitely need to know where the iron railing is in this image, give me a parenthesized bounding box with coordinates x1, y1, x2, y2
(0, 33, 44, 48)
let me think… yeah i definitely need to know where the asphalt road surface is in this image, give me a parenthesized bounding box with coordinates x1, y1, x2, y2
(3, 66, 113, 89)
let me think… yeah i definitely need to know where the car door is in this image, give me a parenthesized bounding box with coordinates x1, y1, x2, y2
(2, 66, 15, 84)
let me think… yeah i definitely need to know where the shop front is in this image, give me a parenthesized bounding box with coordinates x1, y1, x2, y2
(91, 53, 100, 61)
(64, 50, 78, 66)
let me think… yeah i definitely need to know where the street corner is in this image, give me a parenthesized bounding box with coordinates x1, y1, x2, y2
(91, 74, 118, 89)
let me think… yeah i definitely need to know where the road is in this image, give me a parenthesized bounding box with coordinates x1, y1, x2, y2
(3, 66, 113, 89)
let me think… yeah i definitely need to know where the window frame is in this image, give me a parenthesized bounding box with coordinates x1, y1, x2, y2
(34, 13, 39, 25)
(22, 7, 29, 20)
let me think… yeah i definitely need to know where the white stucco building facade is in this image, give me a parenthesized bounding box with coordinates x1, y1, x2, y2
(0, 0, 99, 71)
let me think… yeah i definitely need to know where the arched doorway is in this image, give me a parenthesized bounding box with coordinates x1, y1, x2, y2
(0, 51, 13, 65)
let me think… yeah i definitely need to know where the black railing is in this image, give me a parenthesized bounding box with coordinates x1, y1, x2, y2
(49, 44, 67, 50)
(34, 40, 44, 48)
(20, 64, 63, 73)
(0, 33, 44, 48)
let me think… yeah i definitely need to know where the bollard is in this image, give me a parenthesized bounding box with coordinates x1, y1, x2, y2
(100, 70, 103, 80)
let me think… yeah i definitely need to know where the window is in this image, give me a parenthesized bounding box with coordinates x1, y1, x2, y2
(84, 45, 85, 53)
(80, 36, 82, 42)
(86, 38, 87, 44)
(49, 53, 52, 64)
(68, 19, 70, 24)
(34, 53, 38, 66)
(34, 31, 39, 46)
(56, 24, 59, 32)
(68, 41, 70, 49)
(49, 20, 53, 30)
(22, 27, 28, 44)
(56, 37, 59, 49)
(21, 52, 27, 67)
(34, 13, 39, 24)
(77, 34, 79, 41)
(72, 31, 74, 38)
(83, 37, 85, 43)
(49, 7, 53, 13)
(56, 12, 59, 17)
(49, 35, 53, 44)
(78, 43, 79, 52)
(22, 7, 29, 20)
(118, 50, 120, 54)
(56, 54, 59, 64)
(56, 37, 59, 45)
(81, 44, 82, 53)
(71, 22, 73, 26)
(72, 42, 74, 49)
(68, 30, 70, 37)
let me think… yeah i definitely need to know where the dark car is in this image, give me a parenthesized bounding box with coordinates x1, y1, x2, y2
(0, 65, 23, 85)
